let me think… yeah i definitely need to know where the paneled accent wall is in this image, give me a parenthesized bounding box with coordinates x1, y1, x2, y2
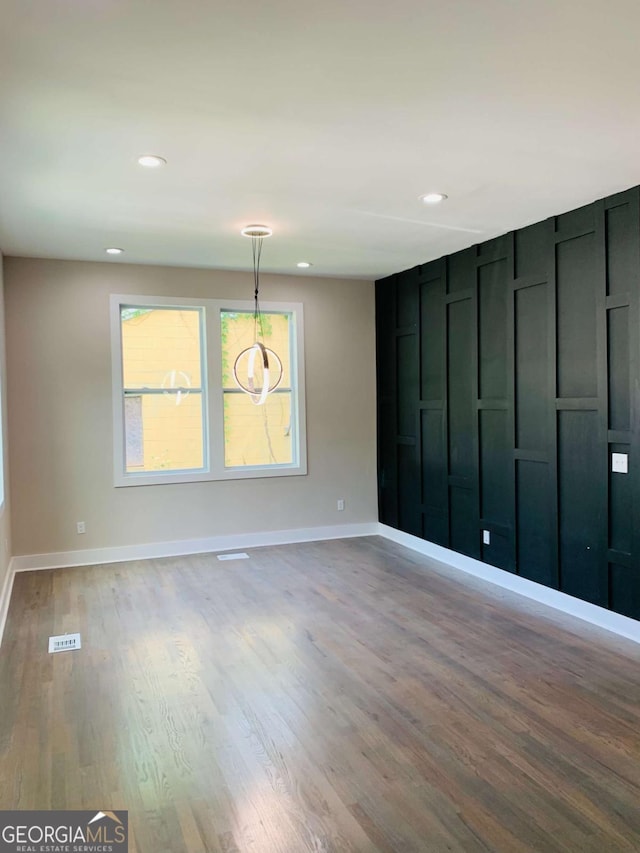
(376, 186, 640, 619)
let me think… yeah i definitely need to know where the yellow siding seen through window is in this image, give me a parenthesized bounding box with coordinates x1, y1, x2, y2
(222, 311, 293, 467)
(120, 307, 294, 473)
(121, 308, 204, 472)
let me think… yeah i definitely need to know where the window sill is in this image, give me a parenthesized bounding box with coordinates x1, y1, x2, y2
(114, 463, 307, 487)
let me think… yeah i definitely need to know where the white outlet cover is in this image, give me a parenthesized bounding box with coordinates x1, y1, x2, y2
(612, 452, 628, 474)
(482, 530, 491, 545)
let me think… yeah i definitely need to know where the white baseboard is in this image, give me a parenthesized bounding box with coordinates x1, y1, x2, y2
(0, 522, 379, 647)
(9, 522, 380, 573)
(378, 523, 640, 645)
(4, 520, 639, 650)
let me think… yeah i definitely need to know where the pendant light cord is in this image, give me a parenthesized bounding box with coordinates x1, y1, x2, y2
(253, 237, 266, 342)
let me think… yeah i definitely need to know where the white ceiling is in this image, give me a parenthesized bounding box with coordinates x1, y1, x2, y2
(2, 0, 640, 280)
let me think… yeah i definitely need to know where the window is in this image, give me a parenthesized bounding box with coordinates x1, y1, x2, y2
(111, 295, 306, 485)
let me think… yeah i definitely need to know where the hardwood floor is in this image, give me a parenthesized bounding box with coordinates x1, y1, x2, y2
(2, 537, 640, 851)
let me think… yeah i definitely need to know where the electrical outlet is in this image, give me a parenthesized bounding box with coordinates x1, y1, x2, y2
(612, 452, 628, 474)
(337, 499, 345, 511)
(482, 529, 491, 545)
(76, 521, 86, 535)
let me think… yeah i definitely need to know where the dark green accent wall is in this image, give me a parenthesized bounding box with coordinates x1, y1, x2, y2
(376, 186, 640, 619)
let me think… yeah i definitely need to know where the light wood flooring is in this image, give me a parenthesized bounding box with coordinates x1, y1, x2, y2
(2, 536, 640, 852)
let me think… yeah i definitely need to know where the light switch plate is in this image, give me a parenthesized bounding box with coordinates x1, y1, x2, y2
(482, 530, 491, 545)
(612, 452, 628, 474)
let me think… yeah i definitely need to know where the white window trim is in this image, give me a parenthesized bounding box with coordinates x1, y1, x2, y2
(111, 294, 307, 486)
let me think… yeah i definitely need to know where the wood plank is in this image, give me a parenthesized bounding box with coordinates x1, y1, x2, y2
(2, 538, 640, 851)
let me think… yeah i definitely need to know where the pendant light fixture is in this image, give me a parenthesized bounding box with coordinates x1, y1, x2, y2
(233, 225, 283, 405)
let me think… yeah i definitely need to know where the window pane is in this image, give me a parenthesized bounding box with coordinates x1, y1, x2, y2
(221, 311, 291, 389)
(124, 396, 143, 468)
(223, 391, 293, 467)
(221, 310, 294, 467)
(121, 306, 205, 474)
(121, 307, 203, 389)
(124, 392, 204, 473)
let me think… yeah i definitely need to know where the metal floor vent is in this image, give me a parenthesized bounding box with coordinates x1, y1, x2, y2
(48, 633, 82, 653)
(217, 552, 250, 561)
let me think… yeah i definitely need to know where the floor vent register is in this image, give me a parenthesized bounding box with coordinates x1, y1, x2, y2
(48, 633, 82, 653)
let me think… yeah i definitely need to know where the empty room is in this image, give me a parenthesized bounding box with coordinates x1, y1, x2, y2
(2, 1, 640, 851)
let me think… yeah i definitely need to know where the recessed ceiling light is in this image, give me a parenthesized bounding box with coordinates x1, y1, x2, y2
(241, 224, 273, 238)
(297, 262, 312, 268)
(105, 247, 124, 255)
(137, 154, 167, 168)
(420, 192, 448, 204)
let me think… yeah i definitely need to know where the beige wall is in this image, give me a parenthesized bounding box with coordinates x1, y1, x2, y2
(0, 255, 11, 587)
(4, 257, 377, 556)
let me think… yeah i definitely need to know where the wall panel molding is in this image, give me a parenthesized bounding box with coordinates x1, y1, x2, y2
(376, 185, 640, 620)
